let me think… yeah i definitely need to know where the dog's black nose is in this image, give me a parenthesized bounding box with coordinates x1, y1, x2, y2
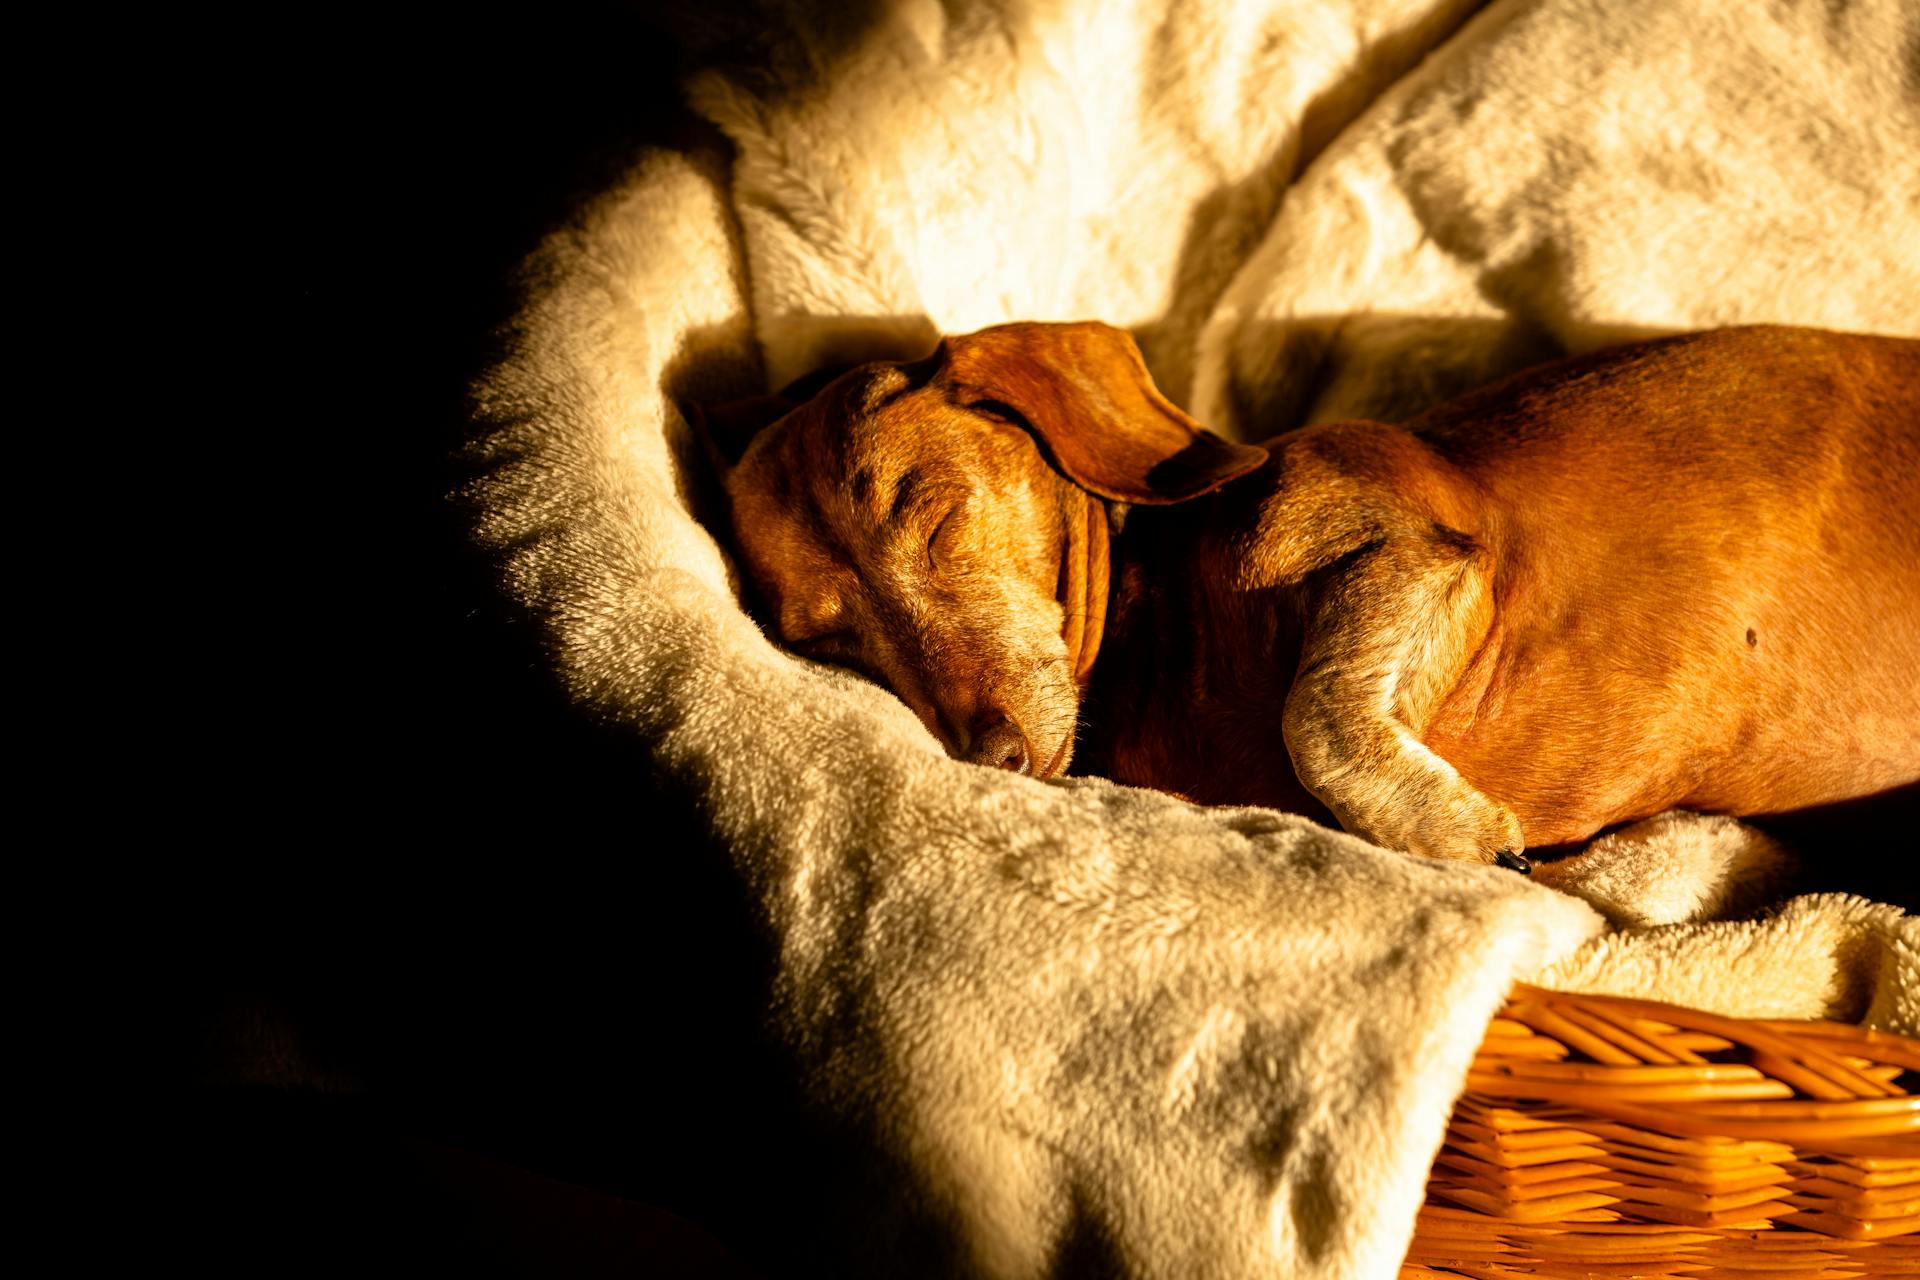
(968, 717, 1030, 774)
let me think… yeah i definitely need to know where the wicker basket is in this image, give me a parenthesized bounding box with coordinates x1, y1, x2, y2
(1400, 985, 1920, 1279)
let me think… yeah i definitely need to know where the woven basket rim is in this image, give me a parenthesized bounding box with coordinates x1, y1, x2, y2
(1404, 984, 1920, 1278)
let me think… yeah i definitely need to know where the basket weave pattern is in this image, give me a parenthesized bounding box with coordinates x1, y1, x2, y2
(1401, 985, 1920, 1278)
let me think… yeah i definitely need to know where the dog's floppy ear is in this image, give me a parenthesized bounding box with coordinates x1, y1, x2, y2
(937, 321, 1268, 504)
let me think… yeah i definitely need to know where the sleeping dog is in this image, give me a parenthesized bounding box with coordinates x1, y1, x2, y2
(709, 323, 1920, 871)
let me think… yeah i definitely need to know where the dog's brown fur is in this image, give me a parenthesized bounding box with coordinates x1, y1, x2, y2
(714, 322, 1920, 867)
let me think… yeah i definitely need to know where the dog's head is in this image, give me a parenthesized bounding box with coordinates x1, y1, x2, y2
(712, 321, 1267, 777)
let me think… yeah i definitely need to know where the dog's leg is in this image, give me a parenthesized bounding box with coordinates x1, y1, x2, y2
(1281, 528, 1525, 866)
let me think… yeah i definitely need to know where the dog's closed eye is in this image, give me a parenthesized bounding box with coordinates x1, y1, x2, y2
(793, 629, 854, 657)
(928, 506, 960, 572)
(966, 399, 1031, 430)
(792, 630, 885, 684)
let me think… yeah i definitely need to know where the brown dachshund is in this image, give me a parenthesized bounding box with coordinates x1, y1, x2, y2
(713, 323, 1920, 871)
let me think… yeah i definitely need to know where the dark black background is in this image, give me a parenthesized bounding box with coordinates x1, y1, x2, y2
(148, 7, 826, 1276)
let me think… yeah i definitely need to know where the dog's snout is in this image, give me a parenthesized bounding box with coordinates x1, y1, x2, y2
(968, 716, 1031, 774)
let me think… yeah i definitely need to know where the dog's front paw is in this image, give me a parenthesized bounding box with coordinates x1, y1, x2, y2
(1387, 784, 1528, 871)
(1288, 714, 1529, 871)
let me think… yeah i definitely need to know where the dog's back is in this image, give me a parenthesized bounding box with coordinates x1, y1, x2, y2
(1410, 327, 1920, 837)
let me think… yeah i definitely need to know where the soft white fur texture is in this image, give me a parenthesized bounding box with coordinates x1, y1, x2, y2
(465, 2, 1919, 1275)
(1192, 0, 1920, 431)
(690, 0, 1490, 401)
(1540, 894, 1920, 1036)
(1532, 812, 1798, 931)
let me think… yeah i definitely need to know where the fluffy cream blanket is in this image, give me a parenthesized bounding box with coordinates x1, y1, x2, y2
(464, 1, 1919, 1274)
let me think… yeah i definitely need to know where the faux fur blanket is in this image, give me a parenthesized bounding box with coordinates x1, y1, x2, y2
(464, 1, 1919, 1275)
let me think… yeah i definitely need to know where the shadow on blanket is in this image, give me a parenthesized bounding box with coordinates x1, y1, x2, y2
(1748, 781, 1920, 913)
(1209, 314, 1676, 433)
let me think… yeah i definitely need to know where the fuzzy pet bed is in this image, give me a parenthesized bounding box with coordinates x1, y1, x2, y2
(463, 1, 1920, 1275)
